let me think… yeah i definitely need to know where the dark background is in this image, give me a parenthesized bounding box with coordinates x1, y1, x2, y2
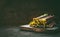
(0, 0, 60, 26)
(0, 0, 60, 37)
